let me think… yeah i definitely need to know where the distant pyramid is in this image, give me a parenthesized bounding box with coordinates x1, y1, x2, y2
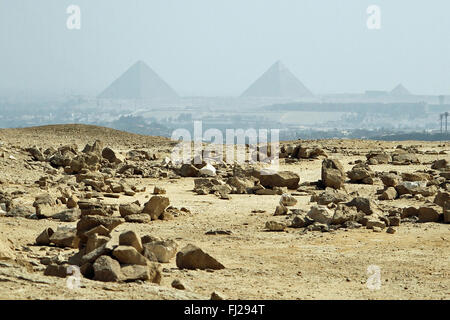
(390, 84, 411, 96)
(241, 61, 313, 98)
(98, 61, 179, 99)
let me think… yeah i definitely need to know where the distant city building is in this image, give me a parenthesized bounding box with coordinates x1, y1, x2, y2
(365, 90, 389, 98)
(241, 60, 314, 98)
(390, 84, 412, 96)
(98, 60, 179, 100)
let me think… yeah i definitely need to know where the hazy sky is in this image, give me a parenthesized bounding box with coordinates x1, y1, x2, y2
(1, 0, 449, 96)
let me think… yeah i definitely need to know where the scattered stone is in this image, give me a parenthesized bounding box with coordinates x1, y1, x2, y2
(280, 193, 297, 206)
(347, 163, 374, 184)
(379, 187, 397, 200)
(171, 279, 187, 290)
(44, 264, 69, 278)
(307, 205, 334, 224)
(386, 227, 396, 234)
(176, 244, 225, 270)
(93, 255, 122, 282)
(199, 163, 217, 176)
(265, 220, 287, 231)
(259, 170, 300, 190)
(36, 228, 54, 246)
(142, 196, 170, 220)
(124, 214, 151, 224)
(180, 164, 199, 177)
(49, 227, 79, 248)
(321, 158, 345, 189)
(418, 205, 442, 223)
(142, 239, 177, 263)
(153, 186, 166, 195)
(120, 263, 161, 284)
(380, 173, 401, 188)
(112, 246, 148, 265)
(210, 291, 227, 300)
(119, 231, 143, 253)
(119, 203, 141, 218)
(273, 204, 288, 216)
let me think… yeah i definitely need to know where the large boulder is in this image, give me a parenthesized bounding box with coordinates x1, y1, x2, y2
(119, 231, 143, 253)
(120, 263, 161, 284)
(142, 196, 170, 220)
(102, 147, 122, 164)
(176, 244, 225, 270)
(93, 255, 122, 282)
(119, 203, 141, 218)
(259, 170, 300, 190)
(321, 159, 345, 189)
(418, 205, 442, 223)
(312, 189, 350, 205)
(347, 163, 374, 184)
(434, 191, 450, 207)
(444, 201, 450, 223)
(366, 152, 391, 165)
(112, 246, 148, 265)
(431, 159, 448, 170)
(380, 173, 401, 188)
(49, 227, 79, 248)
(396, 181, 437, 197)
(346, 197, 379, 215)
(331, 204, 362, 225)
(180, 164, 199, 177)
(143, 239, 178, 263)
(307, 205, 334, 224)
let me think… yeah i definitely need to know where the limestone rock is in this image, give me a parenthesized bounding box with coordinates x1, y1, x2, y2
(307, 205, 334, 224)
(321, 159, 345, 189)
(259, 170, 300, 190)
(142, 239, 177, 263)
(142, 196, 170, 220)
(119, 231, 143, 253)
(112, 246, 148, 265)
(176, 244, 225, 270)
(93, 255, 122, 282)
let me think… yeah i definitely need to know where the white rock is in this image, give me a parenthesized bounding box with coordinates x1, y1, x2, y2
(307, 205, 334, 224)
(199, 163, 216, 176)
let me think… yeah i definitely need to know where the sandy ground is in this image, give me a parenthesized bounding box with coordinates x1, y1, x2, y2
(0, 124, 449, 300)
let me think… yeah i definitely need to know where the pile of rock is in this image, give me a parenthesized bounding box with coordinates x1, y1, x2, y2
(347, 163, 375, 184)
(279, 144, 328, 160)
(378, 170, 443, 200)
(192, 169, 300, 197)
(119, 195, 175, 223)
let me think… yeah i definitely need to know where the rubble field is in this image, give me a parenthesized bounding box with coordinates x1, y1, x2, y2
(0, 124, 449, 300)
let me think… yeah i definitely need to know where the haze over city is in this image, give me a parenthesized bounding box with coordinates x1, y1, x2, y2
(1, 0, 450, 96)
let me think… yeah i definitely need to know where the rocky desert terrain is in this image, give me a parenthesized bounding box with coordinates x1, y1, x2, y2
(0, 124, 448, 300)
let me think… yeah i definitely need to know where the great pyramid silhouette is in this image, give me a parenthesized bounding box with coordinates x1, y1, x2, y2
(98, 61, 179, 99)
(241, 61, 313, 98)
(390, 84, 411, 96)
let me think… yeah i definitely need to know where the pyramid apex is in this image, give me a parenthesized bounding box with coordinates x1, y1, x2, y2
(98, 61, 178, 99)
(241, 61, 313, 98)
(390, 83, 411, 96)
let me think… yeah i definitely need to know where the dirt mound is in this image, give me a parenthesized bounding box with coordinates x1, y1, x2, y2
(0, 124, 175, 150)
